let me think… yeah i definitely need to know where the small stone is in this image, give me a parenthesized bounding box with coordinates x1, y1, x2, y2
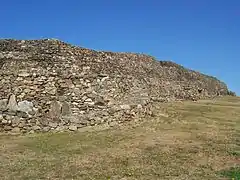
(2, 119, 8, 124)
(16, 77, 23, 81)
(16, 111, 29, 118)
(0, 114, 3, 120)
(137, 104, 143, 109)
(43, 127, 50, 132)
(120, 104, 131, 110)
(47, 88, 57, 95)
(55, 126, 66, 132)
(18, 72, 30, 77)
(69, 125, 77, 131)
(11, 117, 20, 126)
(33, 125, 41, 131)
(0, 99, 8, 111)
(12, 127, 21, 133)
(4, 126, 12, 131)
(109, 121, 118, 127)
(49, 122, 58, 128)
(84, 101, 95, 106)
(85, 98, 92, 102)
(29, 130, 35, 134)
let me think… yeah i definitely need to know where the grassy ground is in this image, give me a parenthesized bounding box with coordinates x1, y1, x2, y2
(0, 96, 240, 180)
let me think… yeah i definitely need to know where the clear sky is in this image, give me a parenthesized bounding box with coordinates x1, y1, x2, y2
(1, 0, 239, 94)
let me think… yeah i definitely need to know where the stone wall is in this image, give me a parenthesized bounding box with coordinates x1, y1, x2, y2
(0, 39, 231, 133)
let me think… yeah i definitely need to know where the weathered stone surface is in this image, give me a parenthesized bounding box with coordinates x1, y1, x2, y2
(49, 101, 61, 120)
(69, 125, 78, 131)
(11, 127, 21, 133)
(7, 94, 18, 112)
(49, 122, 58, 128)
(17, 100, 34, 114)
(4, 126, 12, 131)
(0, 38, 233, 134)
(1, 119, 8, 124)
(61, 101, 71, 116)
(43, 127, 50, 132)
(0, 99, 8, 111)
(0, 114, 3, 120)
(33, 125, 41, 131)
(120, 104, 131, 110)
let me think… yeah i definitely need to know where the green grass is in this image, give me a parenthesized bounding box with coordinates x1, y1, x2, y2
(219, 167, 240, 180)
(0, 96, 240, 180)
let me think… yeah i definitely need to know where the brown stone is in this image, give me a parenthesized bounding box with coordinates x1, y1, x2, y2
(0, 39, 232, 133)
(49, 101, 61, 120)
(61, 101, 71, 116)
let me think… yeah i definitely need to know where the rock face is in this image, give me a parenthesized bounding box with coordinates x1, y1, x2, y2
(0, 39, 232, 133)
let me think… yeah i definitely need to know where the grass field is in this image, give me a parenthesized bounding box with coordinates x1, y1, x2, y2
(0, 96, 240, 180)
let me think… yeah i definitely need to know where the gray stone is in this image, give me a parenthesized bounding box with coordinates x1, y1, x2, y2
(85, 98, 92, 102)
(16, 111, 29, 118)
(0, 114, 3, 120)
(4, 126, 12, 131)
(7, 94, 18, 112)
(1, 119, 8, 124)
(49, 101, 61, 120)
(69, 125, 77, 131)
(0, 99, 8, 111)
(33, 125, 41, 131)
(49, 122, 58, 128)
(120, 104, 131, 110)
(17, 100, 34, 114)
(29, 130, 35, 134)
(18, 72, 30, 77)
(55, 126, 66, 132)
(12, 127, 21, 133)
(43, 126, 50, 132)
(47, 88, 57, 95)
(11, 117, 20, 126)
(61, 101, 71, 116)
(109, 121, 118, 127)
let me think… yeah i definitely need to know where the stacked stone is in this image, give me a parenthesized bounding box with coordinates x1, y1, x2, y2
(0, 39, 231, 133)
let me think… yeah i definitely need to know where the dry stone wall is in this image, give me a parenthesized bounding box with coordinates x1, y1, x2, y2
(0, 39, 230, 133)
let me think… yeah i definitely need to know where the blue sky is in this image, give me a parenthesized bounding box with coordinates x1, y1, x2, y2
(1, 0, 239, 94)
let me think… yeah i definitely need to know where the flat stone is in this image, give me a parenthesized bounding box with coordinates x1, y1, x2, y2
(47, 88, 57, 95)
(69, 125, 77, 131)
(55, 126, 66, 132)
(29, 130, 35, 134)
(49, 122, 58, 128)
(85, 98, 93, 102)
(11, 117, 20, 126)
(109, 121, 118, 127)
(120, 104, 131, 110)
(18, 72, 30, 77)
(12, 127, 21, 133)
(4, 125, 12, 131)
(43, 126, 50, 132)
(2, 119, 8, 124)
(33, 125, 41, 131)
(16, 111, 29, 118)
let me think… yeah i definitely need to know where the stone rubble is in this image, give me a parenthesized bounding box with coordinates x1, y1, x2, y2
(0, 38, 233, 133)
